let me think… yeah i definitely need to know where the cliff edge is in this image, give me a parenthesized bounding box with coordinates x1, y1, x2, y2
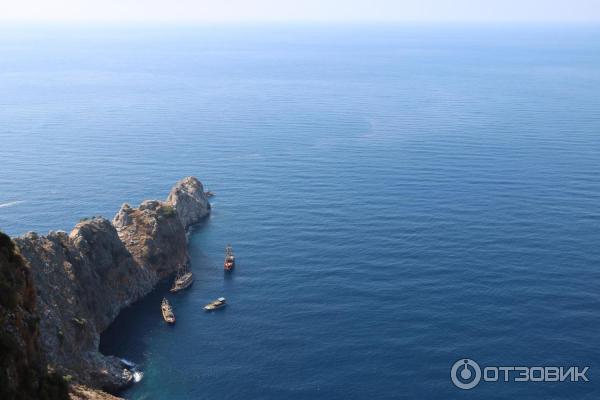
(8, 177, 210, 397)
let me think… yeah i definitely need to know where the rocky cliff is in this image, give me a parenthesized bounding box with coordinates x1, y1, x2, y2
(7, 177, 210, 397)
(0, 231, 69, 400)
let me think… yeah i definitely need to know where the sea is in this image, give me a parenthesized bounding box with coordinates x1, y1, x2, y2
(1, 24, 599, 399)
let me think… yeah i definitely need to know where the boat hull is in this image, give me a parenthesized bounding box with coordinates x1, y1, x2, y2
(161, 299, 176, 323)
(204, 304, 226, 311)
(170, 277, 194, 293)
(204, 298, 226, 311)
(161, 308, 176, 323)
(170, 271, 194, 293)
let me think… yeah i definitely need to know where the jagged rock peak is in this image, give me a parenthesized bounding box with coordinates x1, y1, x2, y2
(166, 176, 211, 230)
(112, 204, 133, 230)
(139, 200, 161, 212)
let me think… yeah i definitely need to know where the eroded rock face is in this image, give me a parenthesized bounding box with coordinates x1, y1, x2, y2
(113, 199, 189, 279)
(69, 384, 123, 400)
(166, 176, 211, 230)
(14, 220, 139, 391)
(0, 231, 70, 400)
(11, 177, 210, 396)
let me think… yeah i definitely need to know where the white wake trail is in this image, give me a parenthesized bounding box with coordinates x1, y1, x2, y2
(0, 200, 25, 209)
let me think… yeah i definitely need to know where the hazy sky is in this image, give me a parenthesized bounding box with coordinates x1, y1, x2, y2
(1, 0, 599, 23)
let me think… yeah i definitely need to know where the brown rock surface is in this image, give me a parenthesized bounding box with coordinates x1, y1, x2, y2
(0, 231, 69, 400)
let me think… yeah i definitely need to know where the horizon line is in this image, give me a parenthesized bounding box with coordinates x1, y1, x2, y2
(1, 19, 600, 26)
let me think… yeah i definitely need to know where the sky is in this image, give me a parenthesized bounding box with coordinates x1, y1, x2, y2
(0, 0, 599, 23)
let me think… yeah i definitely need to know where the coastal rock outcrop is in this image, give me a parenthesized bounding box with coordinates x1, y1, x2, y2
(8, 177, 210, 397)
(112, 200, 189, 280)
(14, 221, 139, 391)
(166, 176, 211, 230)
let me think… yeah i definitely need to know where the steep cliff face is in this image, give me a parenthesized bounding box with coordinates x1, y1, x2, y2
(0, 231, 69, 400)
(14, 222, 139, 391)
(10, 177, 210, 395)
(112, 200, 189, 280)
(166, 176, 211, 230)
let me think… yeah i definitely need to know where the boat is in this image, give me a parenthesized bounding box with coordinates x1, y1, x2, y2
(161, 298, 176, 324)
(205, 190, 215, 197)
(224, 244, 235, 271)
(170, 265, 193, 293)
(204, 297, 226, 311)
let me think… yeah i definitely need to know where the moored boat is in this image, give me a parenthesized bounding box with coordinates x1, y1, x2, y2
(205, 190, 215, 197)
(224, 244, 235, 271)
(204, 297, 226, 311)
(161, 298, 176, 324)
(170, 265, 193, 293)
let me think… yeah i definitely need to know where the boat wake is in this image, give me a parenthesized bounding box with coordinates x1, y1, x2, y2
(120, 358, 135, 368)
(133, 371, 144, 383)
(0, 200, 24, 209)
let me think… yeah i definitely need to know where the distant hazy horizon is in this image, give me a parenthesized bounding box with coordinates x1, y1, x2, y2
(1, 0, 599, 23)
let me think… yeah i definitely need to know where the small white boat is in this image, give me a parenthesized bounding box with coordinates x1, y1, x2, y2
(161, 298, 176, 324)
(204, 297, 226, 311)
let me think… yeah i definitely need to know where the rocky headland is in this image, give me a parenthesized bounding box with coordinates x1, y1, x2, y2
(1, 177, 210, 399)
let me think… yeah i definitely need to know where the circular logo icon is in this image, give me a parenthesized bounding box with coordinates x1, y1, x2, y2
(451, 358, 481, 390)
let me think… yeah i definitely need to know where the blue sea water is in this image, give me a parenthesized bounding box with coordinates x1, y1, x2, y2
(1, 24, 600, 399)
